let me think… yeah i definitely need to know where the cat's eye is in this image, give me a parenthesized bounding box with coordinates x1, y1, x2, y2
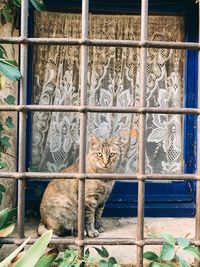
(109, 153, 115, 157)
(97, 152, 102, 157)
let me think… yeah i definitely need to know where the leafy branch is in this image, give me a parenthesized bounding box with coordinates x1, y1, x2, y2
(0, 0, 45, 171)
(144, 232, 200, 267)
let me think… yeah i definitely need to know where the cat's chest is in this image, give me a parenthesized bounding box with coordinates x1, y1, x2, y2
(85, 180, 113, 206)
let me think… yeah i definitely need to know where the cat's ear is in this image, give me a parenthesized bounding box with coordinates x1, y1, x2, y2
(113, 136, 127, 151)
(89, 134, 99, 146)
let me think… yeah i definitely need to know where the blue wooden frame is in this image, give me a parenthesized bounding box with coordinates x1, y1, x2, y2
(25, 0, 198, 217)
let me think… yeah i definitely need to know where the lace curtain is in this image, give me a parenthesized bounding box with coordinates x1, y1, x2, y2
(32, 12, 185, 174)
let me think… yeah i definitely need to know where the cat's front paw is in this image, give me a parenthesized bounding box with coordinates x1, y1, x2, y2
(97, 226, 104, 233)
(95, 221, 104, 233)
(87, 229, 99, 237)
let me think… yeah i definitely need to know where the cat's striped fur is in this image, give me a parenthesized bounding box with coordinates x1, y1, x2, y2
(39, 134, 122, 237)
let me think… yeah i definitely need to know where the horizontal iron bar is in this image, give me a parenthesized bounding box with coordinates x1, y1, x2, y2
(0, 37, 199, 50)
(0, 172, 198, 180)
(1, 237, 200, 246)
(0, 105, 199, 115)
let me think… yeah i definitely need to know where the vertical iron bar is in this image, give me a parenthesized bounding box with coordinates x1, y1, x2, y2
(137, 0, 148, 266)
(195, 2, 200, 267)
(17, 0, 28, 238)
(78, 0, 89, 257)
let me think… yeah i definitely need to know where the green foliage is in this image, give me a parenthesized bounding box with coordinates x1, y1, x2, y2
(143, 232, 200, 266)
(0, 230, 56, 267)
(0, 0, 45, 25)
(0, 58, 21, 81)
(0, 207, 16, 249)
(56, 246, 120, 267)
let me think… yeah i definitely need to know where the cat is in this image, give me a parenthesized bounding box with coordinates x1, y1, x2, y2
(38, 134, 123, 238)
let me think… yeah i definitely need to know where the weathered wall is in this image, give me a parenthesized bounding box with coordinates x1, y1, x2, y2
(0, 8, 19, 209)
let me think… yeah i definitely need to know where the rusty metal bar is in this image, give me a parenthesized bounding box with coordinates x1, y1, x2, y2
(2, 236, 200, 246)
(77, 0, 89, 257)
(1, 105, 200, 115)
(0, 36, 200, 50)
(17, 0, 29, 239)
(195, 2, 200, 267)
(136, 0, 148, 266)
(0, 172, 198, 180)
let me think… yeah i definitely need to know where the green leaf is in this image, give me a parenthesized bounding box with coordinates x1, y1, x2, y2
(160, 233, 176, 246)
(94, 246, 109, 258)
(99, 260, 108, 267)
(0, 58, 21, 81)
(1, 135, 11, 149)
(2, 5, 13, 23)
(34, 248, 58, 267)
(143, 251, 159, 261)
(0, 208, 17, 229)
(5, 116, 15, 129)
(183, 244, 200, 260)
(108, 257, 117, 267)
(0, 162, 8, 169)
(159, 243, 175, 261)
(84, 248, 90, 259)
(149, 263, 175, 267)
(177, 237, 190, 249)
(0, 237, 30, 266)
(0, 45, 7, 58)
(0, 184, 6, 192)
(108, 257, 117, 264)
(4, 95, 15, 105)
(0, 223, 15, 237)
(13, 230, 53, 267)
(30, 0, 45, 11)
(178, 256, 190, 267)
(12, 0, 21, 8)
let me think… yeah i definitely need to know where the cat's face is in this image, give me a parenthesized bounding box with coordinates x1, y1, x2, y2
(88, 134, 121, 172)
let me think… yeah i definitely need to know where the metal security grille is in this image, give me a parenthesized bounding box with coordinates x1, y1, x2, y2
(0, 0, 200, 267)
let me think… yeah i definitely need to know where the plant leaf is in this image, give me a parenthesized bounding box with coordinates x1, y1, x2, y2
(84, 248, 90, 259)
(0, 223, 15, 237)
(5, 116, 15, 129)
(0, 59, 21, 81)
(0, 45, 7, 58)
(94, 246, 109, 258)
(178, 256, 190, 267)
(143, 251, 159, 261)
(183, 245, 200, 260)
(4, 95, 15, 104)
(13, 230, 53, 267)
(108, 257, 118, 267)
(99, 260, 108, 267)
(0, 208, 17, 229)
(160, 233, 176, 246)
(0, 162, 8, 169)
(34, 248, 58, 267)
(177, 237, 190, 249)
(0, 237, 30, 266)
(0, 184, 6, 192)
(30, 0, 45, 11)
(0, 135, 11, 149)
(149, 263, 175, 267)
(12, 0, 21, 8)
(159, 243, 175, 261)
(2, 5, 13, 23)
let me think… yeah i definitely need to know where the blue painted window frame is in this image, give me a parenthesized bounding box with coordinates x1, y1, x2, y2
(26, 0, 198, 217)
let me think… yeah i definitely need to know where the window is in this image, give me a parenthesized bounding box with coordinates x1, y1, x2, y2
(26, 1, 197, 217)
(0, 1, 199, 266)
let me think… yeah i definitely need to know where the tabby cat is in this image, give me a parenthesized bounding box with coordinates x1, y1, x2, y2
(39, 134, 122, 237)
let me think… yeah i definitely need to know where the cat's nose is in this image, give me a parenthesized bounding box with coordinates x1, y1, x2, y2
(104, 163, 109, 168)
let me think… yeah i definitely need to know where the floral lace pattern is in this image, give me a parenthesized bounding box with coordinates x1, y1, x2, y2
(32, 12, 184, 174)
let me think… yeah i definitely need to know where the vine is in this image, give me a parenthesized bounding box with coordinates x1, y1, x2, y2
(0, 0, 44, 170)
